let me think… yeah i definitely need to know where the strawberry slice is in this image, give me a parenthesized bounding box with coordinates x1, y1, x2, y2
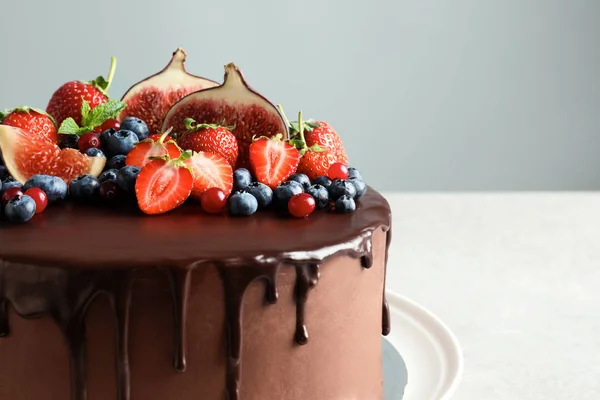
(185, 152, 233, 201)
(126, 130, 181, 168)
(135, 151, 194, 215)
(249, 135, 300, 189)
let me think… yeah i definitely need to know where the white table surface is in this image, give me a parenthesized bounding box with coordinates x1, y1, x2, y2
(382, 192, 600, 400)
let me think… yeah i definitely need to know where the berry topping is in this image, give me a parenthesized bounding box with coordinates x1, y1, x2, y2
(228, 191, 258, 217)
(99, 180, 121, 202)
(178, 118, 239, 168)
(106, 155, 127, 170)
(99, 128, 118, 147)
(349, 178, 367, 200)
(4, 194, 36, 223)
(327, 163, 349, 181)
(116, 166, 141, 193)
(46, 57, 117, 127)
(313, 176, 333, 189)
(22, 175, 67, 203)
(288, 173, 311, 191)
(23, 188, 48, 214)
(94, 118, 120, 134)
(347, 167, 362, 181)
(0, 107, 58, 143)
(135, 152, 194, 215)
(306, 184, 329, 209)
(78, 133, 101, 153)
(85, 148, 105, 158)
(126, 129, 182, 169)
(200, 187, 227, 214)
(59, 134, 79, 149)
(249, 135, 300, 189)
(334, 194, 356, 213)
(104, 130, 139, 157)
(233, 168, 252, 191)
(184, 151, 233, 201)
(99, 169, 119, 183)
(1, 180, 22, 196)
(120, 117, 150, 141)
(69, 174, 101, 200)
(245, 182, 273, 209)
(273, 181, 303, 209)
(1, 186, 23, 206)
(288, 193, 316, 218)
(328, 179, 357, 201)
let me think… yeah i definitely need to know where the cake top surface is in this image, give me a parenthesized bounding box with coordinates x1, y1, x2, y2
(0, 188, 389, 269)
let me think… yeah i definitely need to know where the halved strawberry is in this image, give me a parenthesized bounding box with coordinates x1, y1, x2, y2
(185, 151, 233, 201)
(135, 152, 194, 215)
(249, 135, 299, 189)
(126, 130, 181, 168)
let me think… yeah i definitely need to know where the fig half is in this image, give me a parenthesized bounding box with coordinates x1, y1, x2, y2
(162, 63, 288, 168)
(119, 48, 218, 135)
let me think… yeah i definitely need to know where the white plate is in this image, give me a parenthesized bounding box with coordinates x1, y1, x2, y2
(383, 291, 464, 400)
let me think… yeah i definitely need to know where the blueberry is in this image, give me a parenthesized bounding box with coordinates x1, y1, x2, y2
(23, 174, 67, 203)
(307, 184, 329, 209)
(4, 194, 36, 223)
(273, 181, 303, 209)
(313, 176, 332, 189)
(347, 167, 362, 181)
(116, 166, 140, 193)
(1, 179, 21, 195)
(69, 174, 101, 200)
(85, 148, 105, 158)
(58, 134, 79, 149)
(99, 169, 119, 183)
(288, 173, 310, 191)
(233, 168, 252, 191)
(245, 182, 273, 209)
(0, 165, 8, 181)
(349, 178, 367, 200)
(106, 155, 127, 170)
(228, 191, 258, 217)
(99, 128, 118, 147)
(120, 117, 149, 140)
(104, 130, 139, 157)
(334, 195, 356, 213)
(328, 179, 357, 201)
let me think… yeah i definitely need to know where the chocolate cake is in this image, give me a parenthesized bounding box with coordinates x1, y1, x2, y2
(0, 188, 391, 400)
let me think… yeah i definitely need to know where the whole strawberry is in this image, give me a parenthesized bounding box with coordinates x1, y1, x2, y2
(0, 107, 57, 143)
(178, 118, 238, 168)
(281, 108, 349, 180)
(46, 57, 117, 127)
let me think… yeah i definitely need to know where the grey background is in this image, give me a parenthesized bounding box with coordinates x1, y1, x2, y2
(0, 0, 599, 191)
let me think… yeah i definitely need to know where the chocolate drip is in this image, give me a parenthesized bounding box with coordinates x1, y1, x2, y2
(168, 268, 193, 372)
(217, 263, 280, 400)
(294, 264, 320, 345)
(382, 224, 393, 336)
(111, 273, 132, 400)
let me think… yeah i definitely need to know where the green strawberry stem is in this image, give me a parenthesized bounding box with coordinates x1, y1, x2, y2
(183, 118, 235, 132)
(105, 57, 117, 92)
(157, 127, 174, 144)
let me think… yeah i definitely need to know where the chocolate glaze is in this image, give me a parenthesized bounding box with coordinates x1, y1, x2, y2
(0, 188, 392, 400)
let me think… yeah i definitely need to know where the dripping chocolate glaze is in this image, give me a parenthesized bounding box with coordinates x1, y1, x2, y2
(0, 188, 392, 400)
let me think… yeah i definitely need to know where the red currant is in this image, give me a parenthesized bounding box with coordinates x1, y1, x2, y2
(94, 119, 121, 134)
(78, 133, 101, 153)
(288, 193, 316, 218)
(1, 187, 23, 206)
(24, 188, 48, 214)
(327, 163, 349, 180)
(200, 188, 227, 214)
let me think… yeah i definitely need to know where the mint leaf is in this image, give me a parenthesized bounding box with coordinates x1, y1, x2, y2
(58, 118, 82, 135)
(80, 99, 91, 126)
(86, 100, 126, 129)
